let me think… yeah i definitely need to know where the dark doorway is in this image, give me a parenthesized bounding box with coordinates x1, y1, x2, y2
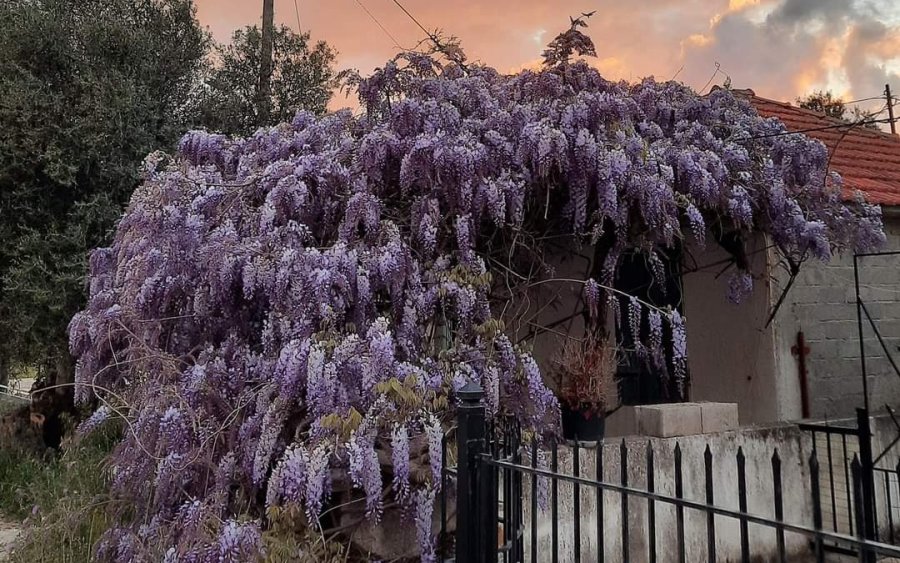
(614, 246, 685, 404)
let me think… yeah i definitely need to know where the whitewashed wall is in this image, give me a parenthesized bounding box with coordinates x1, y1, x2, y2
(516, 414, 900, 562)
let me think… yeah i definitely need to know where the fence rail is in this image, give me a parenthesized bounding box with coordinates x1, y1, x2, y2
(0, 382, 30, 400)
(442, 382, 900, 563)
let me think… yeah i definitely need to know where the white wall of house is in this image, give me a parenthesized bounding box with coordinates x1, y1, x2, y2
(681, 233, 793, 424)
(772, 212, 900, 420)
(522, 209, 899, 427)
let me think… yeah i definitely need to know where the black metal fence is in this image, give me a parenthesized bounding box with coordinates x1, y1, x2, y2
(441, 383, 900, 563)
(798, 408, 900, 557)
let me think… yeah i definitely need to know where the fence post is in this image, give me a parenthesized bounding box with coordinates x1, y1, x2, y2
(456, 380, 486, 563)
(857, 408, 877, 563)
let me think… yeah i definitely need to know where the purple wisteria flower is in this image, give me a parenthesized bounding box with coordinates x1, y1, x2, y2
(76, 404, 112, 436)
(727, 271, 754, 305)
(68, 45, 885, 561)
(425, 416, 444, 490)
(391, 425, 411, 501)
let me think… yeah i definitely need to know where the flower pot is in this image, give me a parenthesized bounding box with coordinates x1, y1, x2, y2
(561, 404, 606, 442)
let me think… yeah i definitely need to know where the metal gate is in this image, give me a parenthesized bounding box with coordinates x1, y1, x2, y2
(442, 383, 900, 563)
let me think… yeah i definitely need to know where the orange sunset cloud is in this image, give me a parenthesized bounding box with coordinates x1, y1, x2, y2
(195, 0, 900, 112)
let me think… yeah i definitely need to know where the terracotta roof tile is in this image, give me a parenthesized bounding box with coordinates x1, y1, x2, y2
(747, 94, 900, 206)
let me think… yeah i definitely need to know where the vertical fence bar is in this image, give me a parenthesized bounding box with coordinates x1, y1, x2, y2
(843, 434, 855, 536)
(552, 442, 559, 563)
(440, 432, 448, 558)
(531, 441, 538, 563)
(857, 408, 877, 555)
(895, 459, 900, 548)
(456, 381, 486, 563)
(810, 452, 825, 563)
(501, 425, 509, 563)
(514, 426, 524, 563)
(573, 442, 581, 563)
(885, 471, 895, 546)
(647, 442, 656, 563)
(704, 445, 716, 563)
(675, 443, 685, 563)
(621, 440, 630, 563)
(597, 443, 605, 563)
(772, 449, 786, 563)
(480, 422, 498, 563)
(852, 456, 868, 563)
(737, 447, 750, 563)
(854, 255, 871, 414)
(826, 432, 839, 532)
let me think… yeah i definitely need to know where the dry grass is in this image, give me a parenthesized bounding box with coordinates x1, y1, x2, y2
(553, 335, 618, 414)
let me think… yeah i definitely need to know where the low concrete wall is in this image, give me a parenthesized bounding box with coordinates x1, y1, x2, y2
(523, 423, 813, 562)
(517, 413, 900, 562)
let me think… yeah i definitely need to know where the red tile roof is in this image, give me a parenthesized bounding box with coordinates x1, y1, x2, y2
(745, 91, 900, 206)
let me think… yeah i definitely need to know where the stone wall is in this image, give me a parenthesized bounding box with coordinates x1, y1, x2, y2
(772, 213, 900, 420)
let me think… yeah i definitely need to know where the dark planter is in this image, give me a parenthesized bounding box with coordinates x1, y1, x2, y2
(561, 404, 606, 442)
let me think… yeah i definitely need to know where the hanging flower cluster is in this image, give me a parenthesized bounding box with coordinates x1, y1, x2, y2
(69, 47, 883, 561)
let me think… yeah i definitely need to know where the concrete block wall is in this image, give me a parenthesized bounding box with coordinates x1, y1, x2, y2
(773, 216, 900, 420)
(606, 403, 739, 438)
(516, 414, 900, 562)
(522, 424, 814, 562)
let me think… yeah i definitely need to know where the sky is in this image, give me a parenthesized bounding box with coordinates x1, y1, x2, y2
(195, 0, 900, 112)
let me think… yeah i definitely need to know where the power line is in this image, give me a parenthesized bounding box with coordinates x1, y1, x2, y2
(843, 95, 886, 105)
(354, 0, 403, 49)
(700, 62, 731, 95)
(390, 0, 433, 41)
(293, 0, 302, 31)
(736, 116, 899, 142)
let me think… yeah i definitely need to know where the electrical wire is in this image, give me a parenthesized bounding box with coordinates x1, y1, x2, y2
(700, 62, 726, 95)
(736, 116, 899, 142)
(293, 0, 302, 31)
(390, 0, 433, 41)
(842, 95, 888, 105)
(354, 0, 404, 50)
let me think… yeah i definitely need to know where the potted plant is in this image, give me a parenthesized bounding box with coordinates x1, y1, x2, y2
(553, 335, 619, 442)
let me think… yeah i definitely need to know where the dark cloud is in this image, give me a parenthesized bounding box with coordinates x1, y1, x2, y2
(681, 0, 900, 102)
(845, 18, 900, 98)
(767, 0, 853, 28)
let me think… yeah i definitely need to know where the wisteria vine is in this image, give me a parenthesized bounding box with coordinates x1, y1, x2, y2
(69, 41, 883, 561)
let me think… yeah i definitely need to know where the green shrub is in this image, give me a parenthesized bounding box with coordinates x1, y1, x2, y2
(0, 423, 119, 562)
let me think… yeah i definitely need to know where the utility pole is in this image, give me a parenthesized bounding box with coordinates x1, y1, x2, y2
(887, 83, 896, 135)
(256, 0, 275, 126)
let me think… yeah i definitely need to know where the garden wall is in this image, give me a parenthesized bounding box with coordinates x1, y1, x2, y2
(519, 413, 900, 562)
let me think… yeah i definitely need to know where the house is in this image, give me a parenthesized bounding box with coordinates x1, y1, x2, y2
(683, 89, 900, 424)
(516, 92, 900, 562)
(518, 88, 899, 434)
